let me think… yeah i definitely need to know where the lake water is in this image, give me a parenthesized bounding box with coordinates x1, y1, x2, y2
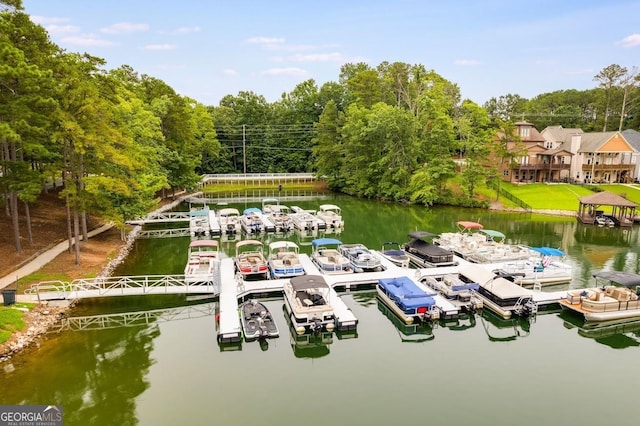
(1, 194, 639, 426)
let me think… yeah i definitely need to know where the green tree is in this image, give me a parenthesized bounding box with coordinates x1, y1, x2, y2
(0, 9, 57, 251)
(594, 64, 627, 132)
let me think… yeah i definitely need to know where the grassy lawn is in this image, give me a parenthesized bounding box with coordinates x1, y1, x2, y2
(0, 304, 32, 344)
(15, 271, 72, 292)
(202, 182, 326, 194)
(503, 183, 595, 210)
(597, 184, 640, 205)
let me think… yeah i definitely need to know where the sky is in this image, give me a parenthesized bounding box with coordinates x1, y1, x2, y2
(20, 0, 640, 107)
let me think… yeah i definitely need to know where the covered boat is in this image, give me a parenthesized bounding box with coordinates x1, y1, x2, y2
(316, 204, 344, 228)
(403, 231, 456, 267)
(218, 208, 242, 235)
(283, 275, 336, 334)
(311, 238, 353, 274)
(380, 241, 410, 268)
(240, 207, 266, 235)
(184, 239, 219, 284)
(560, 271, 640, 322)
(267, 241, 305, 279)
(376, 276, 440, 324)
(459, 263, 537, 319)
(239, 299, 279, 341)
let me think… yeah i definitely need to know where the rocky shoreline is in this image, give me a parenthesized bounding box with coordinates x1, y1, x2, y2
(0, 194, 191, 364)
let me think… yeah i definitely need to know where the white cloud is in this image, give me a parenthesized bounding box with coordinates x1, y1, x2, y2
(261, 67, 308, 77)
(101, 22, 149, 34)
(45, 25, 80, 35)
(454, 59, 481, 66)
(61, 36, 115, 47)
(246, 36, 285, 45)
(31, 16, 70, 25)
(617, 34, 640, 48)
(222, 69, 238, 76)
(144, 44, 176, 51)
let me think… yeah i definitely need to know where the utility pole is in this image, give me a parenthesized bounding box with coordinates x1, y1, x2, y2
(242, 124, 246, 174)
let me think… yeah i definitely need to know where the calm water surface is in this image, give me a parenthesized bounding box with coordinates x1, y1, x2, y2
(1, 194, 639, 426)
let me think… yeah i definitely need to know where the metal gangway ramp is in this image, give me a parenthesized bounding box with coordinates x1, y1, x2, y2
(25, 274, 221, 301)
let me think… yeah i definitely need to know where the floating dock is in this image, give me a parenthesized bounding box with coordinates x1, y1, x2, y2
(216, 252, 460, 342)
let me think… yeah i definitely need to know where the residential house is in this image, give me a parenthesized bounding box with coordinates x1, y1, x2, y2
(622, 129, 640, 182)
(542, 126, 640, 184)
(495, 121, 573, 183)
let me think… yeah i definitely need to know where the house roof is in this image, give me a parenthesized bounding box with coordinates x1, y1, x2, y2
(541, 125, 584, 143)
(540, 148, 573, 156)
(579, 191, 638, 207)
(622, 129, 640, 152)
(577, 131, 636, 153)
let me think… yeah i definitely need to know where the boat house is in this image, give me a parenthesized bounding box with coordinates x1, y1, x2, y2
(576, 191, 637, 227)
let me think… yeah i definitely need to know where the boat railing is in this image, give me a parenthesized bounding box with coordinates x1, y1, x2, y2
(513, 296, 538, 317)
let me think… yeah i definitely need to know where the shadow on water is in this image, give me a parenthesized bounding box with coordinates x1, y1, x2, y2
(376, 299, 435, 343)
(559, 310, 640, 349)
(440, 311, 477, 332)
(479, 309, 533, 342)
(282, 304, 334, 358)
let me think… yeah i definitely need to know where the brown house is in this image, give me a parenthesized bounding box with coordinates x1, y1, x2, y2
(494, 121, 573, 183)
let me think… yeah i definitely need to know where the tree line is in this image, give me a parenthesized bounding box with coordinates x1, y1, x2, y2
(2, 0, 639, 258)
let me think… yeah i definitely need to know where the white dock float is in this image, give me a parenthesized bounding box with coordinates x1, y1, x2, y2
(329, 287, 358, 330)
(208, 210, 221, 236)
(217, 258, 242, 343)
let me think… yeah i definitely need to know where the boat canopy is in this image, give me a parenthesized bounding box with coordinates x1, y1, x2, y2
(319, 204, 341, 211)
(218, 208, 240, 215)
(311, 238, 343, 247)
(455, 221, 484, 231)
(593, 271, 640, 288)
(290, 275, 330, 291)
(189, 239, 219, 248)
(235, 239, 263, 249)
(530, 247, 565, 257)
(189, 209, 209, 217)
(243, 207, 262, 214)
(479, 229, 506, 241)
(407, 231, 437, 239)
(269, 241, 299, 250)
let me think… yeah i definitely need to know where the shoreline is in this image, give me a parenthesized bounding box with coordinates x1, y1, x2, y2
(0, 194, 192, 363)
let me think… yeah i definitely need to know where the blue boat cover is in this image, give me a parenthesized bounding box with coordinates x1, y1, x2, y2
(378, 276, 435, 310)
(311, 238, 343, 247)
(243, 207, 262, 214)
(530, 247, 565, 257)
(451, 282, 480, 292)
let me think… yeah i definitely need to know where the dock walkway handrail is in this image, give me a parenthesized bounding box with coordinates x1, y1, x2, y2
(25, 274, 220, 300)
(201, 173, 317, 186)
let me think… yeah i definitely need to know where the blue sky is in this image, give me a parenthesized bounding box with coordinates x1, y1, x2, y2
(22, 0, 640, 106)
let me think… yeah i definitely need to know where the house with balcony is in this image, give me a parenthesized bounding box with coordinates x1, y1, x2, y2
(495, 121, 573, 183)
(622, 129, 640, 182)
(576, 132, 636, 183)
